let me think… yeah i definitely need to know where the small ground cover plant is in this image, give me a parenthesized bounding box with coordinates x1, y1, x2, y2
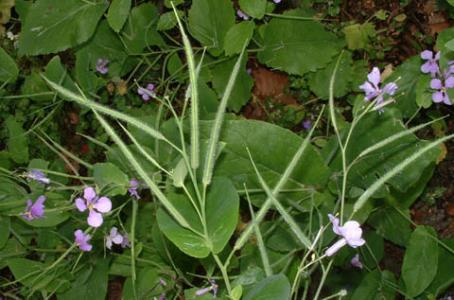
(0, 0, 454, 299)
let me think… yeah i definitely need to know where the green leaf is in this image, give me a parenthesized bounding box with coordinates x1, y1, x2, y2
(157, 177, 239, 258)
(45, 56, 77, 93)
(385, 56, 422, 118)
(107, 0, 131, 32)
(239, 0, 267, 19)
(351, 269, 396, 300)
(224, 21, 255, 56)
(6, 116, 29, 164)
(200, 120, 331, 191)
(157, 10, 183, 31)
(0, 216, 10, 248)
(343, 22, 375, 50)
(308, 51, 353, 100)
(122, 267, 167, 299)
(368, 207, 412, 246)
(76, 20, 129, 78)
(211, 55, 253, 112)
(18, 0, 108, 55)
(93, 162, 129, 196)
(122, 3, 163, 53)
(58, 259, 109, 299)
(402, 226, 438, 298)
(243, 274, 291, 300)
(426, 239, 454, 297)
(0, 47, 18, 83)
(258, 9, 343, 75)
(416, 75, 433, 108)
(188, 0, 235, 56)
(330, 112, 440, 195)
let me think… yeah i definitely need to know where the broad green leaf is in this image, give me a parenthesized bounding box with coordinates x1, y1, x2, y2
(157, 10, 183, 31)
(211, 55, 253, 112)
(7, 258, 71, 292)
(258, 9, 343, 75)
(385, 56, 422, 118)
(402, 226, 438, 298)
(224, 21, 255, 56)
(93, 162, 129, 196)
(6, 116, 29, 164)
(45, 56, 77, 93)
(330, 112, 440, 195)
(76, 20, 129, 78)
(74, 50, 103, 93)
(308, 51, 353, 100)
(157, 177, 239, 258)
(122, 267, 168, 299)
(426, 240, 454, 297)
(416, 75, 433, 108)
(0, 238, 26, 269)
(18, 0, 108, 55)
(361, 231, 384, 269)
(21, 71, 53, 102)
(368, 207, 412, 246)
(243, 274, 291, 300)
(58, 259, 109, 299)
(200, 120, 331, 191)
(188, 0, 235, 56)
(343, 22, 375, 50)
(0, 216, 10, 248)
(122, 3, 163, 53)
(239, 0, 267, 19)
(351, 269, 396, 300)
(107, 0, 131, 32)
(0, 47, 18, 83)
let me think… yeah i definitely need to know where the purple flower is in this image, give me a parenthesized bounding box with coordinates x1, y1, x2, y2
(351, 254, 363, 269)
(96, 58, 109, 74)
(74, 229, 92, 252)
(420, 50, 440, 77)
(128, 179, 140, 199)
(22, 195, 46, 221)
(105, 227, 124, 249)
(273, 0, 282, 3)
(137, 83, 155, 101)
(158, 294, 166, 300)
(27, 170, 50, 185)
(325, 214, 365, 257)
(237, 9, 250, 20)
(159, 278, 167, 286)
(359, 67, 398, 108)
(75, 187, 112, 228)
(430, 77, 454, 105)
(302, 120, 312, 130)
(121, 233, 130, 248)
(195, 279, 218, 297)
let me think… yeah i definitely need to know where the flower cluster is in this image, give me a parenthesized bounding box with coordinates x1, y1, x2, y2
(325, 214, 365, 257)
(96, 58, 109, 74)
(74, 229, 92, 252)
(420, 50, 453, 106)
(105, 227, 130, 249)
(26, 169, 50, 185)
(137, 83, 156, 101)
(359, 67, 398, 111)
(22, 195, 46, 221)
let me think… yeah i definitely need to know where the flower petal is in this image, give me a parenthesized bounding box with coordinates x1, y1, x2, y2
(328, 214, 341, 235)
(325, 238, 347, 257)
(443, 94, 452, 105)
(75, 198, 87, 212)
(94, 197, 112, 213)
(359, 81, 376, 95)
(351, 254, 363, 269)
(420, 50, 433, 60)
(383, 82, 398, 95)
(446, 77, 454, 88)
(430, 78, 443, 90)
(84, 187, 97, 202)
(432, 91, 444, 103)
(87, 210, 103, 227)
(367, 67, 381, 87)
(112, 234, 123, 245)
